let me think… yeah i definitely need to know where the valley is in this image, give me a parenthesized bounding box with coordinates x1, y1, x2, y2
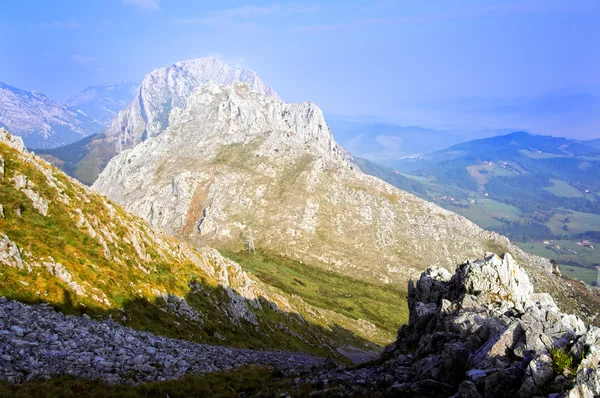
(356, 132, 600, 286)
(1, 57, 599, 396)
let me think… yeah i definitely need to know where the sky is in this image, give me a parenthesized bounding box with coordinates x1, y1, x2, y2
(1, 0, 599, 138)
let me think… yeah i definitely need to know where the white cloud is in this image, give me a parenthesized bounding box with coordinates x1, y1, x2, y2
(72, 54, 96, 66)
(124, 0, 160, 10)
(97, 67, 105, 73)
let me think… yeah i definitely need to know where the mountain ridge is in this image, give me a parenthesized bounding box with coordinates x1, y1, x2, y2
(0, 82, 103, 149)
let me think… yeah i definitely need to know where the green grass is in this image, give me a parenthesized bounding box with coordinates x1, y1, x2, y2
(222, 250, 408, 343)
(558, 265, 598, 285)
(517, 240, 600, 278)
(451, 198, 523, 230)
(543, 179, 584, 198)
(551, 347, 575, 376)
(547, 210, 600, 236)
(516, 242, 561, 261)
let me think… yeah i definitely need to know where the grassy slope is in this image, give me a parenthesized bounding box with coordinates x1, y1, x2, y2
(0, 136, 378, 361)
(224, 250, 408, 342)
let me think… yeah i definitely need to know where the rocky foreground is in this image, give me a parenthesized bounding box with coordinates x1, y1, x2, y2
(2, 253, 599, 397)
(295, 253, 600, 397)
(0, 297, 323, 385)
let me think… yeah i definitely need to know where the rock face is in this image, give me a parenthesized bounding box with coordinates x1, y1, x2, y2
(64, 81, 139, 128)
(307, 253, 600, 397)
(0, 82, 103, 148)
(104, 58, 279, 152)
(94, 79, 553, 290)
(0, 298, 323, 385)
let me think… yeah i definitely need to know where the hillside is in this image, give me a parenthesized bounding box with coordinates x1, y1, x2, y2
(91, 79, 600, 327)
(0, 82, 103, 149)
(366, 132, 600, 281)
(4, 253, 600, 396)
(0, 127, 401, 361)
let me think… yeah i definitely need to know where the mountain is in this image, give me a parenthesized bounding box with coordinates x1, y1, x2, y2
(90, 75, 598, 327)
(587, 138, 600, 149)
(105, 57, 279, 153)
(367, 132, 600, 273)
(0, 82, 103, 149)
(0, 127, 392, 361)
(64, 81, 139, 127)
(38, 58, 280, 184)
(440, 131, 599, 159)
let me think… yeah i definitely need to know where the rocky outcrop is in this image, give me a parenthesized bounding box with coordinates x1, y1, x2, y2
(296, 254, 600, 397)
(0, 298, 323, 385)
(382, 253, 596, 397)
(104, 58, 279, 152)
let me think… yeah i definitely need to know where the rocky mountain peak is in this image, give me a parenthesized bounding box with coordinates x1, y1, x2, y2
(105, 58, 279, 152)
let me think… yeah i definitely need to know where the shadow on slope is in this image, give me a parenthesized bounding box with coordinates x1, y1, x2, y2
(2, 270, 380, 363)
(35, 132, 116, 185)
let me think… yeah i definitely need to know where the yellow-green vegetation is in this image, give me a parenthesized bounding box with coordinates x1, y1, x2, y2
(551, 348, 575, 376)
(547, 210, 600, 236)
(558, 265, 598, 285)
(0, 136, 377, 361)
(211, 139, 266, 172)
(223, 249, 408, 344)
(275, 154, 313, 196)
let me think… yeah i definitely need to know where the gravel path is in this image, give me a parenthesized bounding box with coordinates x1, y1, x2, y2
(0, 298, 325, 384)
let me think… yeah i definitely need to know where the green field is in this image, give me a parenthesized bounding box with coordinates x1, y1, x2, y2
(558, 264, 598, 285)
(451, 198, 522, 230)
(547, 210, 600, 236)
(518, 240, 600, 265)
(543, 179, 584, 198)
(517, 242, 561, 261)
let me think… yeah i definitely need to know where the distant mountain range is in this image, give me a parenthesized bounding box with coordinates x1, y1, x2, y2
(587, 138, 600, 149)
(0, 81, 138, 149)
(0, 82, 103, 148)
(356, 131, 600, 273)
(64, 81, 139, 127)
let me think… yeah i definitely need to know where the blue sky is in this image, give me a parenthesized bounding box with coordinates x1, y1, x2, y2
(1, 0, 599, 138)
